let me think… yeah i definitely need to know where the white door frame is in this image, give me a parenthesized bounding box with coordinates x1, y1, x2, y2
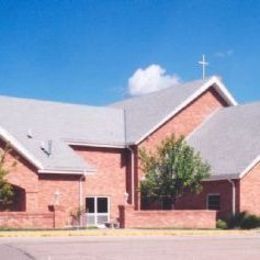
(85, 196, 110, 226)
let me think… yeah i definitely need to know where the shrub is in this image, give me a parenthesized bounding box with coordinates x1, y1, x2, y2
(240, 215, 260, 229)
(216, 219, 228, 229)
(228, 211, 247, 229)
(227, 211, 260, 229)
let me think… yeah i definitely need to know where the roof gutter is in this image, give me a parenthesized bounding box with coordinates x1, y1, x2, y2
(66, 141, 126, 149)
(202, 173, 239, 181)
(38, 169, 95, 175)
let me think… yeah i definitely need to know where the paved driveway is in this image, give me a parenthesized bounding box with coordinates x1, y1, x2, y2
(0, 234, 260, 260)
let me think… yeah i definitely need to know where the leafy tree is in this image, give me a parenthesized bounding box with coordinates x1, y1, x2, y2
(139, 135, 210, 209)
(0, 144, 15, 207)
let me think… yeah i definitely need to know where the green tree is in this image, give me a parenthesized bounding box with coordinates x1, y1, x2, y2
(140, 135, 210, 209)
(0, 144, 15, 208)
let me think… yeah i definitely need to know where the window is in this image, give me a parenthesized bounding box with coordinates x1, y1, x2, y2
(85, 197, 110, 226)
(207, 194, 220, 210)
(97, 197, 108, 213)
(86, 197, 95, 213)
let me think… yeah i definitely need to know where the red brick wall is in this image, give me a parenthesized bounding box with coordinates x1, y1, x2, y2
(38, 174, 81, 226)
(175, 180, 239, 219)
(135, 88, 228, 209)
(0, 212, 53, 229)
(138, 88, 227, 151)
(239, 162, 260, 215)
(0, 142, 130, 228)
(0, 206, 68, 229)
(73, 146, 129, 223)
(0, 141, 39, 213)
(0, 87, 231, 228)
(120, 205, 216, 229)
(0, 140, 85, 228)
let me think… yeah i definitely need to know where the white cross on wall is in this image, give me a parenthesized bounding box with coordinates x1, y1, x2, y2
(198, 54, 209, 80)
(53, 190, 61, 206)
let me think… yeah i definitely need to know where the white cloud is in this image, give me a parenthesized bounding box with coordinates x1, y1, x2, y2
(128, 64, 180, 96)
(215, 49, 234, 58)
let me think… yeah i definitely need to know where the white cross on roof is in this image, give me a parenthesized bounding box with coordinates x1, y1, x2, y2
(198, 54, 209, 80)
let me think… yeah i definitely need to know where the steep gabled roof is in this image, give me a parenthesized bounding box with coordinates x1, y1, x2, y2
(188, 102, 260, 180)
(112, 76, 237, 144)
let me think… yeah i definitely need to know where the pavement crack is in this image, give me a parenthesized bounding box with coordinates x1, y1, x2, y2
(5, 243, 36, 260)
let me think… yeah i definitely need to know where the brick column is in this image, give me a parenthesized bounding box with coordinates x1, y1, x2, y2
(53, 205, 67, 229)
(118, 205, 125, 228)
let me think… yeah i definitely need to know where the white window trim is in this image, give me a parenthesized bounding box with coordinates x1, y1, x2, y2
(85, 196, 110, 226)
(206, 193, 221, 210)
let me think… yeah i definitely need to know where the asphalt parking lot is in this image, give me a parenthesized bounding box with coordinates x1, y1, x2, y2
(0, 234, 260, 260)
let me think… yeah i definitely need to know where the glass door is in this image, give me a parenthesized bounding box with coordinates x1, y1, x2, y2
(85, 197, 110, 226)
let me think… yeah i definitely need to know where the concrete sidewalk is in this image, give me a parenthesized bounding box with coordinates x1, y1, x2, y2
(0, 228, 258, 238)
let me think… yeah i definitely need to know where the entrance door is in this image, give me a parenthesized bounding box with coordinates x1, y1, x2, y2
(85, 197, 110, 226)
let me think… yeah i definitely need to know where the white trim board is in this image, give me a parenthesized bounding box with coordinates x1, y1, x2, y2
(67, 141, 126, 149)
(239, 155, 260, 179)
(38, 169, 95, 175)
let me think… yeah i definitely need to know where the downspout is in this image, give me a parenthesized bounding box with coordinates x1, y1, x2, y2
(123, 108, 135, 206)
(79, 174, 85, 226)
(126, 146, 135, 205)
(228, 179, 236, 215)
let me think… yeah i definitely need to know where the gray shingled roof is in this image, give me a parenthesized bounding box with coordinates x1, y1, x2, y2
(0, 78, 210, 173)
(0, 96, 125, 172)
(111, 79, 207, 143)
(188, 102, 260, 180)
(0, 77, 257, 179)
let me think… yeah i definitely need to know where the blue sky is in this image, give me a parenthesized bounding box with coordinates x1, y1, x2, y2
(0, 0, 259, 105)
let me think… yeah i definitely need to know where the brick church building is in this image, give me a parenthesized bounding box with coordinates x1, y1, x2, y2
(0, 76, 259, 228)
